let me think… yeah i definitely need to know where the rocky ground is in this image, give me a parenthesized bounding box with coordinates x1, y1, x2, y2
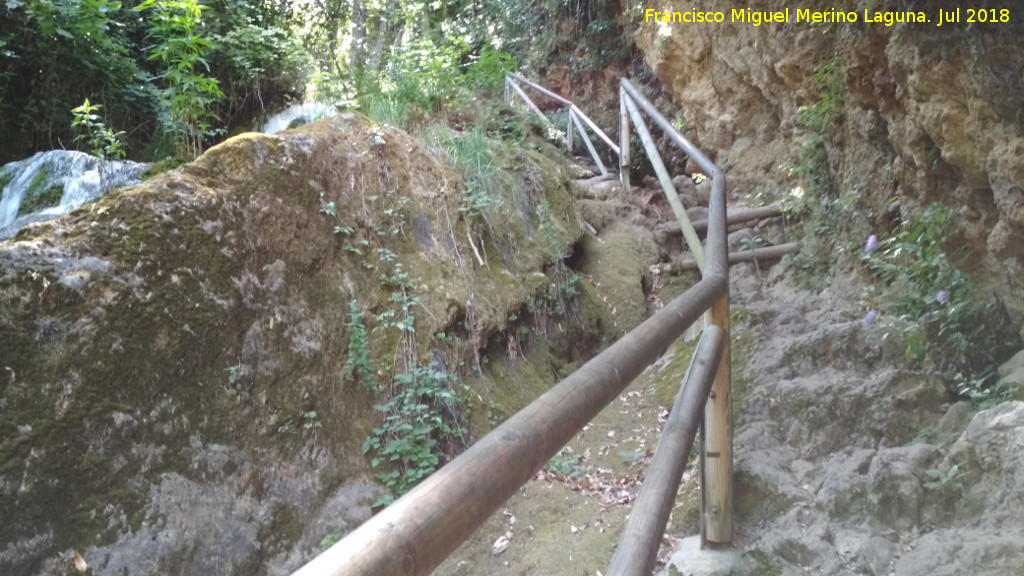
(432, 171, 1024, 575)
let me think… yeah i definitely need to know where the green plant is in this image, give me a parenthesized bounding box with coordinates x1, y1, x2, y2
(361, 362, 468, 506)
(486, 401, 506, 428)
(545, 447, 586, 478)
(375, 258, 418, 334)
(784, 136, 864, 290)
(864, 204, 987, 369)
(344, 300, 376, 393)
(320, 533, 341, 550)
(302, 411, 321, 431)
(797, 56, 845, 134)
(135, 0, 225, 158)
(70, 98, 126, 160)
(465, 47, 516, 92)
(318, 190, 353, 236)
(922, 463, 965, 491)
(225, 363, 240, 385)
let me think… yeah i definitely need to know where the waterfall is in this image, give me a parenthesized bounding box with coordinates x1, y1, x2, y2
(0, 150, 148, 240)
(261, 102, 334, 134)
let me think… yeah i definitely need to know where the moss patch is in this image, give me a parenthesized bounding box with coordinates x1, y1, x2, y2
(140, 157, 186, 181)
(17, 165, 63, 215)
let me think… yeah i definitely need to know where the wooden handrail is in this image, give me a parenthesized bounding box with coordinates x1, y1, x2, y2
(289, 76, 733, 576)
(504, 74, 618, 175)
(291, 276, 726, 576)
(619, 77, 733, 549)
(607, 325, 725, 575)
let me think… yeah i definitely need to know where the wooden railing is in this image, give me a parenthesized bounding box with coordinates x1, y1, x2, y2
(290, 76, 733, 576)
(504, 73, 619, 176)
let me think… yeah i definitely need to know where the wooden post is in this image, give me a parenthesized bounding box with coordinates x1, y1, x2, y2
(702, 294, 732, 545)
(702, 168, 732, 547)
(619, 88, 630, 191)
(607, 326, 725, 576)
(672, 242, 802, 273)
(662, 205, 786, 237)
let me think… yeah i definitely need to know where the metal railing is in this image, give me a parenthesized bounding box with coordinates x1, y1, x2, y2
(290, 77, 732, 576)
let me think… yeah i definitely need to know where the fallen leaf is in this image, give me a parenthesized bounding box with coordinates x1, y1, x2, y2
(491, 535, 511, 556)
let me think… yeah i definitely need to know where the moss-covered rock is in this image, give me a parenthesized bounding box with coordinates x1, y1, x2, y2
(0, 112, 589, 575)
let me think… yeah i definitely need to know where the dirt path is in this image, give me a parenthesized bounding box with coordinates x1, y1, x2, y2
(434, 329, 711, 576)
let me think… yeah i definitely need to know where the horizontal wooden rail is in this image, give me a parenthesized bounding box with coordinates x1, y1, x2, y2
(607, 325, 725, 575)
(662, 205, 785, 237)
(507, 73, 620, 156)
(291, 276, 727, 576)
(674, 242, 801, 273)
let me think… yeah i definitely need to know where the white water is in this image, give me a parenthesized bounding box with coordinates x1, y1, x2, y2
(261, 102, 334, 134)
(0, 150, 148, 239)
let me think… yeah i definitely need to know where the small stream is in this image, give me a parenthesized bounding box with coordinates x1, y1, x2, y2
(0, 150, 148, 240)
(261, 102, 333, 134)
(0, 103, 332, 240)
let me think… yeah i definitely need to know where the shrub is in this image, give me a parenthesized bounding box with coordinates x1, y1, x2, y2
(797, 56, 845, 134)
(862, 202, 1016, 398)
(361, 362, 469, 506)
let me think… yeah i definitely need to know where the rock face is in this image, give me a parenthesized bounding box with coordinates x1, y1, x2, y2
(658, 277, 1024, 576)
(0, 113, 595, 574)
(635, 0, 1024, 335)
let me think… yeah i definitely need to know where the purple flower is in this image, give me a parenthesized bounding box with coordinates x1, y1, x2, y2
(862, 310, 877, 328)
(936, 290, 949, 304)
(864, 235, 878, 256)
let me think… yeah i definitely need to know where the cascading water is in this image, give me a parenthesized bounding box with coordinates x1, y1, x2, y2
(261, 102, 334, 134)
(0, 150, 149, 240)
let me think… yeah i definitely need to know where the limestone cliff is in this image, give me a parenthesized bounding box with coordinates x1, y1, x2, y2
(635, 0, 1024, 334)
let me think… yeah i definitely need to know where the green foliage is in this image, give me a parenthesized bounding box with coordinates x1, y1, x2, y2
(276, 410, 321, 436)
(361, 362, 468, 506)
(70, 98, 126, 160)
(210, 21, 310, 121)
(344, 300, 376, 393)
(797, 56, 845, 134)
(863, 203, 989, 372)
(418, 125, 514, 227)
(922, 463, 965, 492)
(465, 47, 517, 92)
(783, 136, 863, 290)
(486, 401, 506, 428)
(0, 0, 148, 161)
(135, 0, 225, 159)
(545, 447, 586, 478)
(319, 533, 341, 550)
(225, 363, 240, 385)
